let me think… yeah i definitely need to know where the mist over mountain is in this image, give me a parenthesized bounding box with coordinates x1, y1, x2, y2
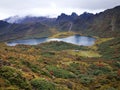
(4, 16, 24, 23)
(4, 15, 56, 25)
(0, 5, 120, 42)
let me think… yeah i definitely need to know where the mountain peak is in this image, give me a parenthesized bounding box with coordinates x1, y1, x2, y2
(4, 15, 24, 23)
(71, 12, 78, 17)
(82, 12, 94, 16)
(113, 5, 120, 9)
(4, 15, 56, 24)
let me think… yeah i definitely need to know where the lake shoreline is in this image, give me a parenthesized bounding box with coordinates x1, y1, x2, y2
(6, 35, 96, 46)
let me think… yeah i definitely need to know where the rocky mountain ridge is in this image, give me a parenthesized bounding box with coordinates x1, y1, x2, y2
(0, 6, 120, 42)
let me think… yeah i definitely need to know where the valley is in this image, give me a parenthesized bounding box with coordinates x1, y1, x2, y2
(0, 5, 120, 90)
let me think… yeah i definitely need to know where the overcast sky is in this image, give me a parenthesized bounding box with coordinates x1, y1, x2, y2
(0, 0, 120, 20)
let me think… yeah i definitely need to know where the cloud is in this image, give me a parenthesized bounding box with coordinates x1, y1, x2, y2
(0, 0, 120, 19)
(50, 0, 120, 9)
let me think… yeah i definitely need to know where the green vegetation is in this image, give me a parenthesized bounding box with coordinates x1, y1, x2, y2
(0, 36, 120, 90)
(98, 37, 120, 60)
(46, 65, 76, 78)
(37, 41, 88, 51)
(0, 66, 31, 89)
(51, 31, 78, 38)
(79, 75, 94, 85)
(70, 50, 101, 58)
(0, 5, 120, 90)
(31, 78, 56, 90)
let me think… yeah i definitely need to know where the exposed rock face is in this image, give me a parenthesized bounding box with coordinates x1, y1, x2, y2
(56, 12, 78, 24)
(56, 6, 120, 37)
(77, 6, 120, 37)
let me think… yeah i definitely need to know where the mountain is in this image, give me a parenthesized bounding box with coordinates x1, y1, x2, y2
(0, 20, 9, 27)
(56, 12, 78, 23)
(0, 6, 120, 90)
(72, 12, 94, 32)
(72, 6, 120, 37)
(56, 6, 120, 38)
(55, 12, 94, 32)
(5, 16, 56, 26)
(4, 15, 24, 23)
(0, 6, 120, 42)
(0, 20, 10, 36)
(56, 12, 78, 31)
(0, 21, 51, 42)
(1, 16, 58, 42)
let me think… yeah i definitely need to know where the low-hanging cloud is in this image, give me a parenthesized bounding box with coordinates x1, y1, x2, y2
(0, 0, 120, 19)
(55, 0, 120, 9)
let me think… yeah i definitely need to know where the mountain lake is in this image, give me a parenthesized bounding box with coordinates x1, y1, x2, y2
(6, 35, 96, 46)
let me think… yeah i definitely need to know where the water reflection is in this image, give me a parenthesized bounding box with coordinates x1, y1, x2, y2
(7, 35, 95, 46)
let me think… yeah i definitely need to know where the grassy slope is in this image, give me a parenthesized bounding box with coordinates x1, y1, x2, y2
(0, 37, 120, 90)
(50, 31, 79, 38)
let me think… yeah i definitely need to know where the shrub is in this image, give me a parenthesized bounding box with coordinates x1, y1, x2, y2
(0, 66, 31, 89)
(98, 38, 120, 60)
(41, 51, 55, 57)
(79, 74, 94, 85)
(22, 61, 52, 77)
(67, 62, 81, 76)
(46, 66, 76, 78)
(22, 61, 41, 73)
(98, 85, 118, 90)
(93, 70, 103, 75)
(114, 61, 120, 68)
(38, 41, 88, 51)
(31, 78, 56, 90)
(70, 62, 79, 68)
(89, 64, 111, 74)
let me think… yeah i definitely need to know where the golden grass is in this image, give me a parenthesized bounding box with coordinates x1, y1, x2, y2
(89, 37, 114, 51)
(68, 50, 101, 58)
(50, 31, 78, 38)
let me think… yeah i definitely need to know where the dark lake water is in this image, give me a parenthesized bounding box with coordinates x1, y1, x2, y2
(6, 35, 95, 46)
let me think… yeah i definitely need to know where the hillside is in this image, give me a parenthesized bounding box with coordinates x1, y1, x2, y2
(57, 6, 120, 37)
(0, 21, 53, 42)
(5, 16, 56, 26)
(0, 5, 120, 90)
(0, 38, 120, 90)
(75, 6, 120, 37)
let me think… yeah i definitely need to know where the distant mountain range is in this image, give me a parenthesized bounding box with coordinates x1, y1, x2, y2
(56, 6, 120, 37)
(4, 15, 56, 25)
(0, 6, 120, 42)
